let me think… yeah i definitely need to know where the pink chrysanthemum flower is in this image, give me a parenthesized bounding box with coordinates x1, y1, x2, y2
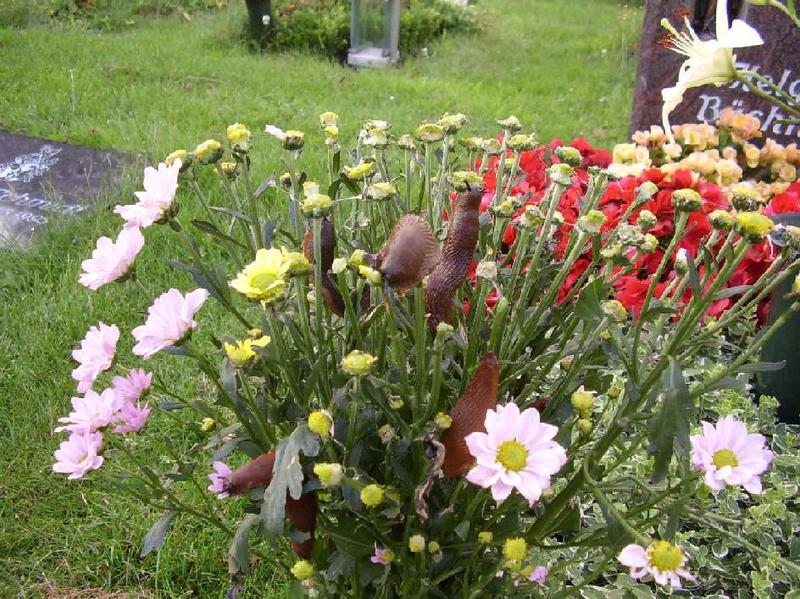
(55, 388, 123, 434)
(111, 369, 153, 404)
(79, 226, 144, 290)
(690, 415, 774, 494)
(114, 161, 181, 228)
(113, 402, 152, 434)
(132, 288, 209, 359)
(52, 431, 105, 479)
(465, 403, 567, 505)
(370, 545, 395, 565)
(207, 461, 232, 499)
(71, 322, 120, 393)
(618, 541, 695, 589)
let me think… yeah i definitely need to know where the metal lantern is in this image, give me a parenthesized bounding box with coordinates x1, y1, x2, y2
(348, 0, 401, 67)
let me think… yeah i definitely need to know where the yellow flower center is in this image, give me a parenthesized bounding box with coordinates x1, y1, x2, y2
(250, 272, 280, 290)
(496, 440, 528, 472)
(647, 540, 683, 573)
(712, 448, 739, 469)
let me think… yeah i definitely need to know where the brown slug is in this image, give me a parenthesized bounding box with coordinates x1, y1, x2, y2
(424, 189, 481, 334)
(441, 352, 500, 478)
(303, 218, 346, 317)
(224, 450, 316, 557)
(374, 214, 441, 292)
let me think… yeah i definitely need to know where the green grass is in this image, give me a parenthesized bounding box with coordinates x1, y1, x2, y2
(0, 1, 642, 596)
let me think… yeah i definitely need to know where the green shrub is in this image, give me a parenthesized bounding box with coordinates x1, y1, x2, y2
(264, 0, 479, 61)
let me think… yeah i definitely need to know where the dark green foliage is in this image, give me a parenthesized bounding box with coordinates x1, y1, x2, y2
(263, 0, 479, 61)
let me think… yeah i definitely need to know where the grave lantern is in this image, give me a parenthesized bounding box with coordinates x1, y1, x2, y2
(348, 0, 401, 67)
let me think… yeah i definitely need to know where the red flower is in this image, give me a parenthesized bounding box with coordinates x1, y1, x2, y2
(765, 188, 800, 217)
(615, 275, 667, 317)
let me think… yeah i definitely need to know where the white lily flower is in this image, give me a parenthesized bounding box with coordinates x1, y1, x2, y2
(660, 1, 763, 143)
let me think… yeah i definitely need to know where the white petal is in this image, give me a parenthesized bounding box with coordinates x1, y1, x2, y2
(718, 20, 764, 49)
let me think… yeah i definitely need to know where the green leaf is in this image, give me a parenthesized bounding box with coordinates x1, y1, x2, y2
(140, 511, 177, 558)
(191, 219, 247, 249)
(261, 425, 320, 536)
(737, 361, 786, 373)
(598, 500, 632, 551)
(229, 514, 260, 575)
(574, 278, 610, 322)
(647, 357, 692, 482)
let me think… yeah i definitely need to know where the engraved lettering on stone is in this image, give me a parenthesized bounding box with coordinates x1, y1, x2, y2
(0, 145, 62, 183)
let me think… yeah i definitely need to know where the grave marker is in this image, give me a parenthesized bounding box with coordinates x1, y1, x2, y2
(631, 1, 800, 144)
(0, 132, 126, 247)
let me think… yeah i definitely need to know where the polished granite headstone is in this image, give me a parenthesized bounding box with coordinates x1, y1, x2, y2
(631, 1, 800, 145)
(0, 132, 126, 247)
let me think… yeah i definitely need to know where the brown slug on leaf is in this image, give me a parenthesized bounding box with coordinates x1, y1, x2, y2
(441, 352, 500, 478)
(303, 218, 345, 317)
(374, 214, 441, 292)
(224, 450, 316, 557)
(424, 189, 481, 334)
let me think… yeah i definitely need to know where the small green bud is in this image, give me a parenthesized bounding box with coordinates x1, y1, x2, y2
(556, 146, 582, 167)
(671, 188, 703, 212)
(637, 209, 658, 231)
(547, 163, 575, 186)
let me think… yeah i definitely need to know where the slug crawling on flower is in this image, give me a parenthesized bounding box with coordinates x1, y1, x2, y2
(224, 450, 316, 557)
(303, 218, 346, 317)
(441, 352, 500, 478)
(424, 188, 482, 334)
(373, 214, 441, 291)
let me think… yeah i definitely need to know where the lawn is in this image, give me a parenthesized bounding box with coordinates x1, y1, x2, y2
(0, 1, 643, 596)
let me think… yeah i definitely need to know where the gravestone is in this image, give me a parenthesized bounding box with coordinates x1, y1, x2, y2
(0, 132, 126, 247)
(631, 0, 800, 144)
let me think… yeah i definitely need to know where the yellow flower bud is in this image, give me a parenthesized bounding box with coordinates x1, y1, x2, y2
(319, 111, 339, 128)
(200, 417, 216, 432)
(478, 531, 493, 544)
(313, 462, 343, 487)
(341, 350, 377, 376)
(360, 484, 384, 508)
(165, 149, 189, 168)
(428, 541, 441, 554)
(193, 139, 222, 165)
(671, 189, 703, 212)
(323, 125, 339, 145)
(577, 418, 593, 434)
(226, 123, 251, 151)
(710, 209, 734, 230)
(408, 534, 426, 553)
(450, 171, 484, 192)
(366, 182, 397, 201)
(283, 130, 305, 151)
(438, 112, 468, 134)
(414, 123, 445, 143)
(308, 410, 333, 438)
(503, 537, 527, 562)
(358, 265, 383, 286)
(496, 115, 522, 132)
(735, 212, 775, 242)
(302, 193, 333, 218)
(343, 160, 376, 181)
(291, 560, 314, 581)
(570, 386, 596, 412)
(434, 412, 452, 430)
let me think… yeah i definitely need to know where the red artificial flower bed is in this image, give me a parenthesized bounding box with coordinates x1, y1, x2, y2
(466, 139, 799, 320)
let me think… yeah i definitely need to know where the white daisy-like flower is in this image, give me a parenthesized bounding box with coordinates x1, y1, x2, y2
(465, 403, 567, 506)
(690, 415, 774, 494)
(618, 540, 695, 590)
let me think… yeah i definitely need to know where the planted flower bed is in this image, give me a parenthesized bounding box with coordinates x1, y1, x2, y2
(52, 2, 800, 597)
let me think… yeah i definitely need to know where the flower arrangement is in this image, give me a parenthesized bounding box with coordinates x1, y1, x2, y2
(54, 108, 800, 597)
